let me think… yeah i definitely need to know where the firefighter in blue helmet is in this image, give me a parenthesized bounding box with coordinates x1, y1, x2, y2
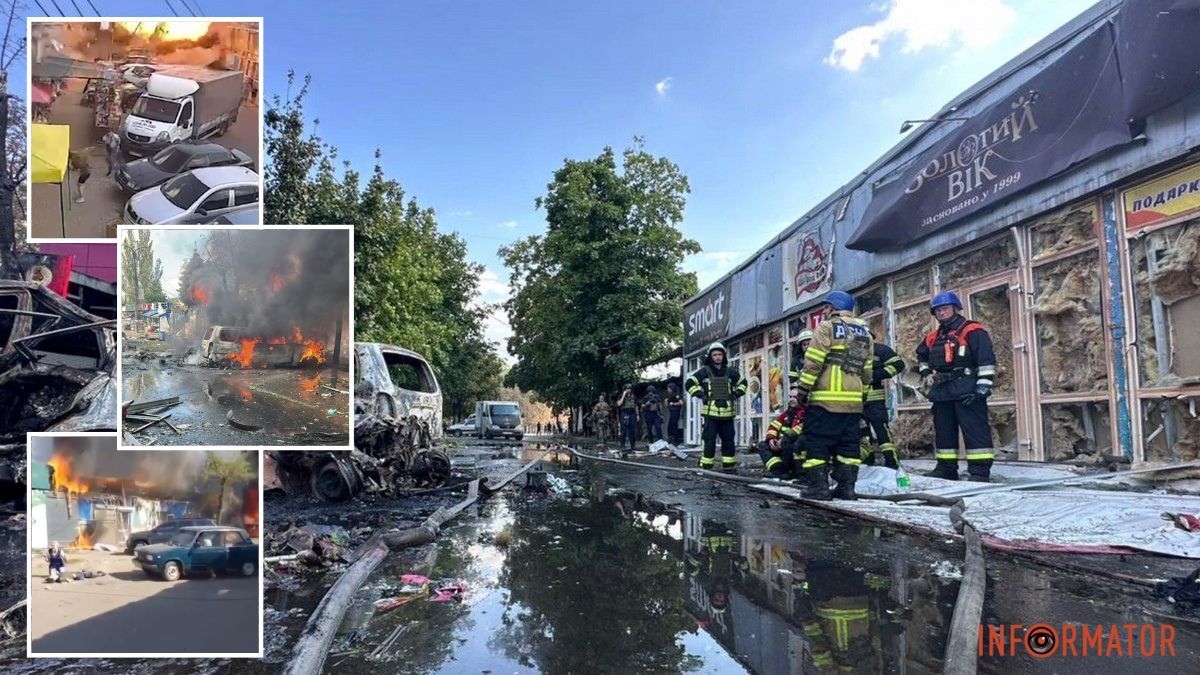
(794, 291, 873, 500)
(686, 341, 748, 471)
(917, 292, 998, 482)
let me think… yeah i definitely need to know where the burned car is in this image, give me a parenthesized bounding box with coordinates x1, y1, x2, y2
(0, 281, 117, 441)
(200, 325, 323, 368)
(266, 343, 450, 501)
(135, 526, 258, 581)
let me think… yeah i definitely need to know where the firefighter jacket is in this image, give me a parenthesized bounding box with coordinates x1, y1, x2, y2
(686, 360, 747, 420)
(916, 314, 997, 401)
(795, 311, 873, 414)
(766, 405, 806, 441)
(865, 342, 906, 403)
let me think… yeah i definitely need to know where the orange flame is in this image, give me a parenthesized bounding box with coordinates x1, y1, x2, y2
(301, 375, 320, 393)
(243, 483, 259, 539)
(75, 530, 94, 549)
(193, 283, 210, 305)
(299, 340, 325, 366)
(238, 386, 253, 400)
(47, 453, 90, 495)
(293, 327, 304, 343)
(226, 337, 261, 369)
(272, 274, 283, 293)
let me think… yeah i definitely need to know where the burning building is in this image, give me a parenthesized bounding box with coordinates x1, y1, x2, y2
(28, 436, 259, 550)
(174, 229, 350, 369)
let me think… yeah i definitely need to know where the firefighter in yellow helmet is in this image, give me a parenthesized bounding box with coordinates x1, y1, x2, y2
(686, 341, 748, 471)
(793, 292, 873, 500)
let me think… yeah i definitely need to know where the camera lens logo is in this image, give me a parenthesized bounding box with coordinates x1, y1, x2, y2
(1026, 624, 1057, 658)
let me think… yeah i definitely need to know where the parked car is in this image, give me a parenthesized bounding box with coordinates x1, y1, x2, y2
(125, 517, 217, 553)
(124, 166, 259, 224)
(475, 400, 524, 440)
(447, 414, 476, 436)
(115, 142, 254, 193)
(135, 526, 258, 581)
(204, 203, 260, 224)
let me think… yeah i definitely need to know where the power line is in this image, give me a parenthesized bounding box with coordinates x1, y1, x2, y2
(85, 0, 99, 15)
(47, 0, 65, 16)
(32, 0, 50, 16)
(179, 0, 199, 17)
(163, 0, 178, 16)
(188, 0, 203, 14)
(68, 0, 82, 15)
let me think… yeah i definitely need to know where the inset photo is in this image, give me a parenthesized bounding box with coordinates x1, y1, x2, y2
(118, 226, 352, 449)
(27, 434, 261, 657)
(29, 19, 262, 239)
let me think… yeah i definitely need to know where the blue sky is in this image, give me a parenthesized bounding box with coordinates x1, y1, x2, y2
(24, 0, 1098, 352)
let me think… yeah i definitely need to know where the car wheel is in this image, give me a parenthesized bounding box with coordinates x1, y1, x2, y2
(240, 561, 256, 577)
(163, 561, 181, 582)
(129, 540, 147, 554)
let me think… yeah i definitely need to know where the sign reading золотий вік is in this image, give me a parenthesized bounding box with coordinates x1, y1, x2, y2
(684, 276, 731, 356)
(847, 23, 1131, 252)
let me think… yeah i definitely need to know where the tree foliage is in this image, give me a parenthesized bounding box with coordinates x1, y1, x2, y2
(203, 453, 255, 525)
(501, 140, 699, 410)
(120, 229, 167, 305)
(263, 72, 503, 416)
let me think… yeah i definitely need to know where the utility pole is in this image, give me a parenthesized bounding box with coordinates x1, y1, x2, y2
(0, 69, 14, 279)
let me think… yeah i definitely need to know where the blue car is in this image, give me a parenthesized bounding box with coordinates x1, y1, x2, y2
(135, 526, 258, 581)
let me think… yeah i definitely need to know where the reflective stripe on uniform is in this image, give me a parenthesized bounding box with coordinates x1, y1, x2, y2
(811, 391, 864, 403)
(838, 457, 862, 466)
(976, 378, 993, 386)
(806, 348, 827, 364)
(935, 450, 959, 460)
(977, 365, 996, 376)
(699, 457, 715, 467)
(765, 456, 781, 470)
(966, 452, 994, 460)
(803, 458, 828, 469)
(721, 456, 737, 466)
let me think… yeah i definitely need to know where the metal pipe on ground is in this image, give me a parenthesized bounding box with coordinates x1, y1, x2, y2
(284, 453, 551, 675)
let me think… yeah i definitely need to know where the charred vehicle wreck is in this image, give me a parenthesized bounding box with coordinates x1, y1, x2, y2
(267, 343, 450, 501)
(0, 281, 117, 443)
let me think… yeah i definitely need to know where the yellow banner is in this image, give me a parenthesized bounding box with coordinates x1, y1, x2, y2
(1123, 162, 1200, 231)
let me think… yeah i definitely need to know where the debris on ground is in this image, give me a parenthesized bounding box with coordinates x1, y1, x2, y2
(1164, 512, 1200, 532)
(1155, 566, 1200, 616)
(931, 560, 964, 580)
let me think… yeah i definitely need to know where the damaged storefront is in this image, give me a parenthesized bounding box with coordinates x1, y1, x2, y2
(682, 0, 1200, 463)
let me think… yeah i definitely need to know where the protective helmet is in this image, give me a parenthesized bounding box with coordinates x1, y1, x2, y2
(707, 341, 727, 357)
(930, 291, 963, 313)
(796, 329, 814, 343)
(824, 290, 855, 312)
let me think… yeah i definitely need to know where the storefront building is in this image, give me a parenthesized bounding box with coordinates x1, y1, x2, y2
(682, 0, 1200, 463)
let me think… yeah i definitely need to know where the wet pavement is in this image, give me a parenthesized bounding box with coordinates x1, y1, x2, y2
(31, 79, 261, 239)
(121, 358, 350, 446)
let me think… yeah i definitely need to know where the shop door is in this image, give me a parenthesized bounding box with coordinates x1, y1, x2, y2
(956, 274, 1028, 458)
(740, 351, 766, 447)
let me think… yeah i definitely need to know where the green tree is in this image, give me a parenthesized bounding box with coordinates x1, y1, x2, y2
(203, 453, 255, 525)
(120, 229, 167, 306)
(263, 72, 502, 416)
(501, 140, 699, 410)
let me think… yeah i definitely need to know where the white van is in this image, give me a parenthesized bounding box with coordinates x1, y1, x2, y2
(473, 401, 523, 440)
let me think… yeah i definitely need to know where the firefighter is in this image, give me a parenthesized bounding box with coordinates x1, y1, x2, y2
(686, 342, 748, 471)
(787, 329, 815, 398)
(794, 291, 873, 500)
(917, 292, 998, 482)
(757, 393, 806, 478)
(860, 337, 906, 468)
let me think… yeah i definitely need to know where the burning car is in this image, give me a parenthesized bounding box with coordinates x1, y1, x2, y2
(0, 281, 117, 441)
(135, 526, 258, 581)
(200, 325, 326, 368)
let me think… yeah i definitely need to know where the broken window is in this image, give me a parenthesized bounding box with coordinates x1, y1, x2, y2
(939, 236, 1018, 289)
(989, 406, 1018, 456)
(743, 333, 764, 352)
(1041, 402, 1112, 462)
(864, 312, 885, 344)
(857, 286, 884, 315)
(967, 285, 1014, 398)
(891, 410, 934, 457)
(726, 341, 740, 359)
(892, 270, 930, 303)
(1032, 250, 1106, 394)
(892, 303, 935, 404)
(1030, 203, 1098, 260)
(787, 317, 805, 337)
(1140, 397, 1200, 462)
(382, 351, 437, 393)
(1131, 220, 1200, 388)
(218, 327, 241, 341)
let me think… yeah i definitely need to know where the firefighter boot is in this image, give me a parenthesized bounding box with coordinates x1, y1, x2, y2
(803, 464, 832, 501)
(927, 459, 960, 480)
(967, 459, 993, 483)
(831, 462, 858, 500)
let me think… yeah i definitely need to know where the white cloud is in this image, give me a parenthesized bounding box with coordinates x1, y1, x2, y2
(825, 0, 1017, 72)
(655, 76, 673, 97)
(482, 306, 515, 362)
(499, 220, 517, 229)
(477, 267, 511, 302)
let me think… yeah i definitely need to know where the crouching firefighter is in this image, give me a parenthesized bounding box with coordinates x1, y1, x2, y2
(794, 291, 873, 500)
(757, 394, 806, 478)
(917, 292, 998, 482)
(686, 342, 747, 471)
(860, 338, 905, 468)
